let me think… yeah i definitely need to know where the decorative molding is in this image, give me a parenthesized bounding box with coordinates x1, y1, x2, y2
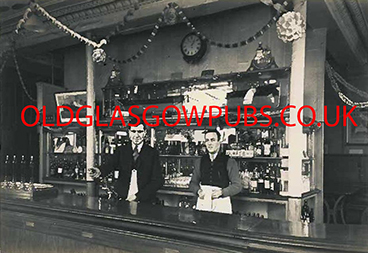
(345, 0, 368, 47)
(1, 0, 162, 35)
(324, 0, 368, 65)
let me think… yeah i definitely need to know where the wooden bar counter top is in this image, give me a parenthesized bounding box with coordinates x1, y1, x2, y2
(1, 194, 367, 253)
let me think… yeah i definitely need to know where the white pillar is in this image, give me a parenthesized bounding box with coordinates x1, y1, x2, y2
(86, 44, 96, 196)
(288, 0, 307, 198)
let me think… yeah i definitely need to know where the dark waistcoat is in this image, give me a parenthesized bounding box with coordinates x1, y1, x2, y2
(200, 153, 229, 188)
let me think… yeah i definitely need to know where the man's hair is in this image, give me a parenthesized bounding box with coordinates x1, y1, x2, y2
(203, 129, 221, 141)
(128, 117, 147, 130)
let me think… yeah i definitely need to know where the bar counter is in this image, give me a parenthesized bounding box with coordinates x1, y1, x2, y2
(1, 194, 368, 253)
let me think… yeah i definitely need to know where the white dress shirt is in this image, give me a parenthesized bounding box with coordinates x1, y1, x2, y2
(127, 142, 144, 199)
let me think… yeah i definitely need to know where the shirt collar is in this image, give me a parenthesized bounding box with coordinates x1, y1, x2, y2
(132, 142, 144, 153)
(209, 151, 219, 162)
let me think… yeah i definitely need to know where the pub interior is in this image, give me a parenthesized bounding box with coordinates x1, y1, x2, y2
(0, 0, 368, 252)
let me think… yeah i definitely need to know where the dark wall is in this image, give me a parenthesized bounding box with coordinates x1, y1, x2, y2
(324, 72, 368, 194)
(1, 66, 43, 181)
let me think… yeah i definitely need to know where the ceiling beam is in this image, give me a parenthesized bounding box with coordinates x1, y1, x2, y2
(324, 0, 368, 65)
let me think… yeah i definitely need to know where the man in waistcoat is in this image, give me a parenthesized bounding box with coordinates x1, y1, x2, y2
(189, 129, 242, 214)
(89, 122, 164, 203)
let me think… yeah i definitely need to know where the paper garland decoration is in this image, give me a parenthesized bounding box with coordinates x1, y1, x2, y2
(12, 48, 37, 102)
(276, 11, 306, 43)
(16, 2, 107, 51)
(13, 1, 296, 65)
(106, 2, 280, 65)
(326, 61, 368, 108)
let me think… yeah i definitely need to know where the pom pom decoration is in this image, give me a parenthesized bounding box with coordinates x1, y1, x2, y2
(92, 48, 107, 63)
(276, 11, 305, 43)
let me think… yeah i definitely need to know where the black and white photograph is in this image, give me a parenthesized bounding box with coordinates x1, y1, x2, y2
(1, 0, 368, 252)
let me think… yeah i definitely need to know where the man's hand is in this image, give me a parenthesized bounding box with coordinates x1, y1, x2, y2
(212, 189, 222, 199)
(126, 194, 137, 202)
(87, 167, 101, 178)
(198, 189, 205, 199)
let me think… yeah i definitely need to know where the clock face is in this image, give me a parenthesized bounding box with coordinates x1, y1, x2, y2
(181, 33, 207, 63)
(182, 34, 202, 56)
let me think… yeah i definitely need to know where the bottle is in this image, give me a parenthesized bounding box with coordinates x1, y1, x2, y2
(4, 155, 10, 183)
(74, 161, 80, 180)
(257, 165, 264, 194)
(263, 130, 272, 157)
(104, 137, 110, 154)
(250, 169, 258, 193)
(57, 159, 64, 178)
(264, 166, 271, 194)
(301, 200, 310, 223)
(255, 139, 263, 157)
(275, 163, 282, 194)
(269, 163, 276, 194)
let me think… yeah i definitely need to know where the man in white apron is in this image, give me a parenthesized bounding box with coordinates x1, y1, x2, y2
(189, 129, 242, 214)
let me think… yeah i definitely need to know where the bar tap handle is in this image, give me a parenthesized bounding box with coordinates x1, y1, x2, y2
(11, 155, 17, 189)
(2, 155, 10, 188)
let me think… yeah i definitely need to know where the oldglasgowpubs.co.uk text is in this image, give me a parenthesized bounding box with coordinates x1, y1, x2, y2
(20, 105, 358, 128)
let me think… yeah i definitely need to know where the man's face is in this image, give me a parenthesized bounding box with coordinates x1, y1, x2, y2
(129, 124, 146, 146)
(204, 132, 221, 154)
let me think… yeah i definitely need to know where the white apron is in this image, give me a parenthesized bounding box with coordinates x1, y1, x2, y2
(196, 185, 232, 214)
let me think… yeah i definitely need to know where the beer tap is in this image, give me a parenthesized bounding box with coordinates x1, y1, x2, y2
(20, 155, 27, 190)
(11, 155, 17, 189)
(2, 155, 10, 189)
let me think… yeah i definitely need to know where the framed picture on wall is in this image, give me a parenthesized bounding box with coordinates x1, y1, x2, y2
(346, 110, 368, 144)
(54, 91, 87, 123)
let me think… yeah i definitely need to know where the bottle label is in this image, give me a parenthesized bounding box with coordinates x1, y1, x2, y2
(114, 170, 119, 179)
(58, 168, 63, 174)
(264, 144, 271, 156)
(251, 180, 258, 188)
(264, 180, 270, 189)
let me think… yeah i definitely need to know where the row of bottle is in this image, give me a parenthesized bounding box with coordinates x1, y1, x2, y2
(49, 156, 86, 180)
(101, 134, 129, 155)
(3, 154, 35, 184)
(239, 162, 283, 195)
(156, 140, 208, 156)
(229, 128, 288, 158)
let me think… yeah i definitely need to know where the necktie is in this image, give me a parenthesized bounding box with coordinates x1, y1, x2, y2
(132, 146, 139, 163)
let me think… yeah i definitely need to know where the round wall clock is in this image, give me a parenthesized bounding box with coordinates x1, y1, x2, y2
(180, 33, 207, 64)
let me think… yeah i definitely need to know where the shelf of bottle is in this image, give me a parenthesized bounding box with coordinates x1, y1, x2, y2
(102, 67, 290, 90)
(44, 177, 87, 186)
